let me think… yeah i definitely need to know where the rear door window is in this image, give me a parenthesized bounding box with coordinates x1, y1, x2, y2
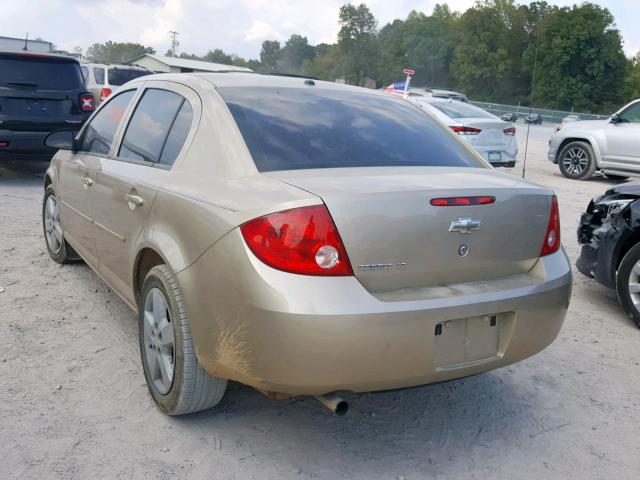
(80, 90, 135, 155)
(0, 54, 84, 90)
(94, 68, 105, 85)
(118, 89, 190, 165)
(219, 87, 482, 172)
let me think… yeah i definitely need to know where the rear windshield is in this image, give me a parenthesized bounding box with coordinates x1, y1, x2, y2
(220, 87, 482, 172)
(427, 101, 494, 119)
(108, 68, 151, 86)
(0, 55, 84, 90)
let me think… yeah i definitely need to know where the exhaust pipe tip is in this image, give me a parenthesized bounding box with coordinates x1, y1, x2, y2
(314, 393, 349, 416)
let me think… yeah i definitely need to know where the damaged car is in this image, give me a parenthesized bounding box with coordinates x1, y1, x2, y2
(577, 182, 640, 327)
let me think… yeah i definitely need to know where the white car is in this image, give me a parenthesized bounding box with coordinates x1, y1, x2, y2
(412, 98, 518, 167)
(548, 99, 640, 180)
(81, 63, 152, 105)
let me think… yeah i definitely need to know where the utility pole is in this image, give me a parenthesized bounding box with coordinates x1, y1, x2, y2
(169, 31, 179, 57)
(23, 32, 29, 51)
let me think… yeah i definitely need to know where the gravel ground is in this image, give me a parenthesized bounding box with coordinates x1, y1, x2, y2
(1, 124, 639, 480)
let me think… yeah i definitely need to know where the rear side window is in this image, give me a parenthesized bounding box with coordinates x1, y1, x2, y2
(0, 54, 84, 90)
(80, 90, 135, 155)
(427, 101, 494, 119)
(219, 87, 482, 172)
(159, 101, 193, 166)
(108, 68, 151, 86)
(94, 68, 105, 85)
(119, 89, 191, 165)
(81, 66, 88, 81)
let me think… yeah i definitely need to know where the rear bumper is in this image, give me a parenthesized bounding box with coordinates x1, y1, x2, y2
(0, 128, 80, 162)
(178, 229, 572, 396)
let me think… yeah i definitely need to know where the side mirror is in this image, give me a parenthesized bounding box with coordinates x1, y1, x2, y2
(45, 130, 76, 151)
(610, 113, 623, 124)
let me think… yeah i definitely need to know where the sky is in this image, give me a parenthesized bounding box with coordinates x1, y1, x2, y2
(0, 0, 638, 60)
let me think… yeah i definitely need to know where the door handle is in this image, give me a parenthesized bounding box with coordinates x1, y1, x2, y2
(81, 176, 93, 187)
(124, 193, 144, 207)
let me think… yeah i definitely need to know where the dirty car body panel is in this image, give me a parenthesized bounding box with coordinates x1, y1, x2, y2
(577, 182, 640, 288)
(45, 73, 572, 404)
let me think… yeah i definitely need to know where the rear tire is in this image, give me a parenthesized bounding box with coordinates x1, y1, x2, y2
(139, 264, 227, 415)
(615, 243, 640, 329)
(558, 141, 597, 180)
(42, 186, 80, 264)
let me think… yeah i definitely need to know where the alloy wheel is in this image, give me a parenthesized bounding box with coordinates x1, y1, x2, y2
(143, 288, 175, 395)
(628, 261, 640, 309)
(44, 195, 63, 254)
(562, 147, 588, 176)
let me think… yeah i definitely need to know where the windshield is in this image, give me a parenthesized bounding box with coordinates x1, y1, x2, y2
(108, 68, 151, 86)
(219, 87, 482, 172)
(427, 101, 495, 119)
(0, 54, 84, 90)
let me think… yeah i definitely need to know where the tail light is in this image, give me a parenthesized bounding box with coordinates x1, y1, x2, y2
(450, 125, 481, 135)
(503, 127, 516, 135)
(100, 87, 113, 102)
(540, 196, 561, 256)
(430, 196, 495, 206)
(80, 93, 95, 112)
(240, 205, 353, 276)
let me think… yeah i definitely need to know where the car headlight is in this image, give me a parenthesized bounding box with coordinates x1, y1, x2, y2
(593, 197, 634, 216)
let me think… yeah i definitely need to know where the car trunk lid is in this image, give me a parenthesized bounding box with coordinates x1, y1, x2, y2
(266, 167, 554, 293)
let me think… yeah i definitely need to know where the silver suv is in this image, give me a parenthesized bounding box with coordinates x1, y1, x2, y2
(81, 63, 152, 105)
(548, 99, 640, 180)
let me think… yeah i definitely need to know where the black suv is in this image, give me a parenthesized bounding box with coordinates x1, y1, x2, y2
(0, 51, 94, 162)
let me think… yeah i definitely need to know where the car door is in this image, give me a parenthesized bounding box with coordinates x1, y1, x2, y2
(604, 102, 640, 170)
(57, 89, 137, 266)
(91, 82, 198, 306)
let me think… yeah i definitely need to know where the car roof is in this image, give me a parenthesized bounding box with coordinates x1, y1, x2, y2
(84, 63, 150, 70)
(0, 50, 79, 63)
(127, 72, 382, 95)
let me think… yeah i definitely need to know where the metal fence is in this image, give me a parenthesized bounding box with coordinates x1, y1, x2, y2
(470, 100, 609, 124)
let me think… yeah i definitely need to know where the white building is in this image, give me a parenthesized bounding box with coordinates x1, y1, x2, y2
(0, 35, 53, 52)
(126, 54, 252, 74)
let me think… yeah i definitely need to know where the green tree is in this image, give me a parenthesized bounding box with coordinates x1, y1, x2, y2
(259, 40, 281, 73)
(623, 53, 640, 100)
(204, 48, 233, 64)
(279, 34, 316, 73)
(336, 3, 379, 84)
(85, 41, 155, 63)
(530, 3, 627, 112)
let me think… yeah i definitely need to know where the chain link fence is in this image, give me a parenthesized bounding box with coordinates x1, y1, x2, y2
(470, 101, 610, 124)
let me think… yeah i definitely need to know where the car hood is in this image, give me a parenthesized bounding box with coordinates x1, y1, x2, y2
(561, 119, 610, 132)
(601, 181, 640, 198)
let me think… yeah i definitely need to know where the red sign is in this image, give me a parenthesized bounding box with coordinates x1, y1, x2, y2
(403, 69, 415, 75)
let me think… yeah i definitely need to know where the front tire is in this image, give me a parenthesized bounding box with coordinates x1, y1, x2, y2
(139, 265, 227, 415)
(616, 243, 640, 329)
(558, 141, 597, 180)
(42, 186, 80, 263)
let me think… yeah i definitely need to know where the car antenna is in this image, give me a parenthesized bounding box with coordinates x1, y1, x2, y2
(522, 37, 539, 180)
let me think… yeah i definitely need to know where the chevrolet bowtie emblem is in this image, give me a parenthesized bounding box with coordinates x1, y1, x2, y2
(449, 218, 481, 234)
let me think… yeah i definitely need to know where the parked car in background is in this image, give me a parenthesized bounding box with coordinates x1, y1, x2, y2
(81, 63, 152, 105)
(501, 112, 517, 122)
(562, 114, 580, 124)
(577, 182, 640, 328)
(548, 99, 640, 180)
(43, 73, 570, 416)
(0, 51, 94, 162)
(525, 112, 543, 124)
(411, 97, 518, 167)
